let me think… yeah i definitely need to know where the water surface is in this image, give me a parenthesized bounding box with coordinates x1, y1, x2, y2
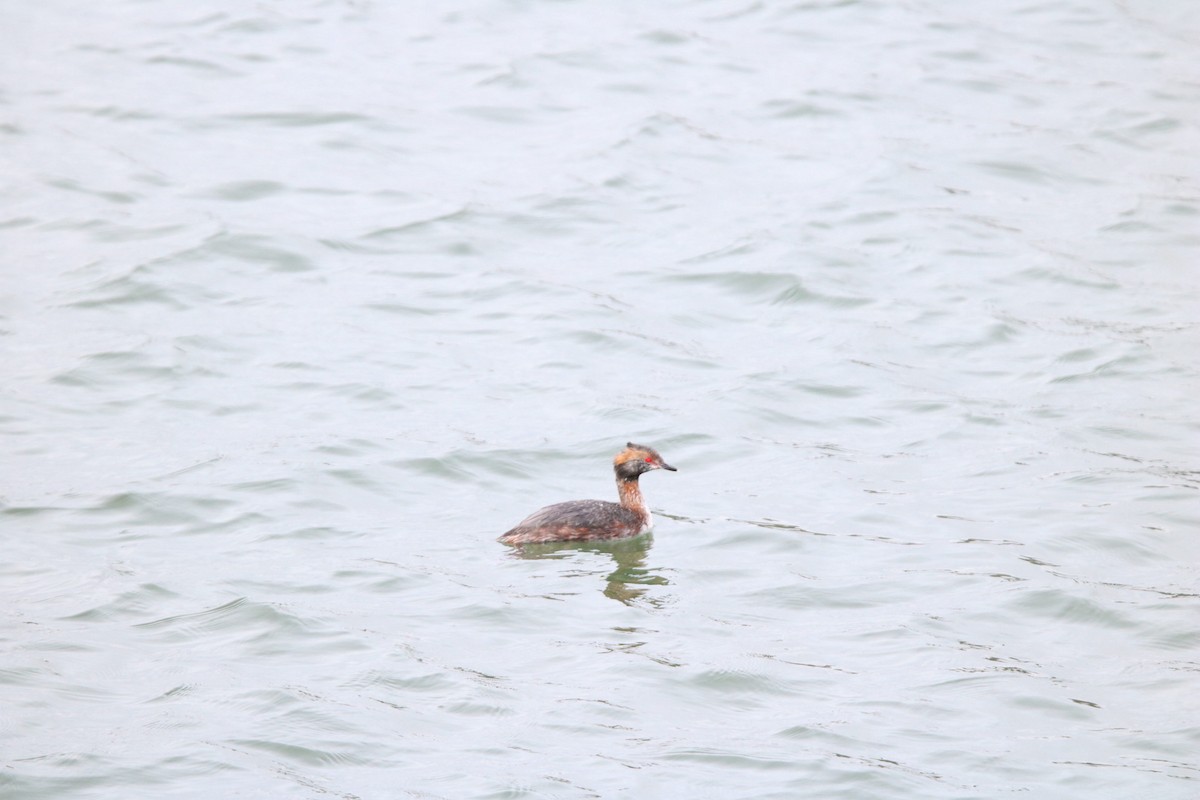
(3, 1, 1199, 798)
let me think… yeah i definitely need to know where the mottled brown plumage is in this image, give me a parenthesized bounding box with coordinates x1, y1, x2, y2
(499, 443, 677, 545)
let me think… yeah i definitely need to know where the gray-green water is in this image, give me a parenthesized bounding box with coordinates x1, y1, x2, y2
(4, 1, 1199, 798)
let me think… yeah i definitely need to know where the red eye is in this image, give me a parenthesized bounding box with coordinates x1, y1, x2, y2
(645, 457, 654, 463)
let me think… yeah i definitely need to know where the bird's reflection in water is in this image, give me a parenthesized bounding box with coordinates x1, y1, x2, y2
(507, 534, 667, 606)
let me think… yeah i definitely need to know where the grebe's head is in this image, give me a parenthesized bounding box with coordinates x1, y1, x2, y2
(614, 442, 677, 480)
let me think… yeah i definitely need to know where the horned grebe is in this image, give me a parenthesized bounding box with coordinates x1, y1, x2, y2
(499, 442, 677, 545)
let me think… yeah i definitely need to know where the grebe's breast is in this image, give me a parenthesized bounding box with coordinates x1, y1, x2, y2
(500, 499, 648, 545)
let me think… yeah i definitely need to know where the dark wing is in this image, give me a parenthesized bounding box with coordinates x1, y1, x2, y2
(501, 500, 638, 543)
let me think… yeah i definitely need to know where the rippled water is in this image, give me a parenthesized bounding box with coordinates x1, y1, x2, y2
(4, 1, 1199, 797)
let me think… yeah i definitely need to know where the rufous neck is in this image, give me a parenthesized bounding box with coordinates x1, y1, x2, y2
(616, 477, 647, 516)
